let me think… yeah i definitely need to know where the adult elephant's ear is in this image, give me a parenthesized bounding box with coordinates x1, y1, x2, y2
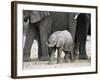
(30, 11, 50, 23)
(23, 10, 31, 22)
(24, 16, 29, 22)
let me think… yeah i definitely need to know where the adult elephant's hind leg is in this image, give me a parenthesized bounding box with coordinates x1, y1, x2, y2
(79, 36, 88, 59)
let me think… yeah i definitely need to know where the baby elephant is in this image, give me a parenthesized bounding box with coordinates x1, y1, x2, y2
(46, 30, 74, 64)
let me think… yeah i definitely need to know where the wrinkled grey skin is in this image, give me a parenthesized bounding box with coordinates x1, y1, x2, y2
(46, 30, 74, 64)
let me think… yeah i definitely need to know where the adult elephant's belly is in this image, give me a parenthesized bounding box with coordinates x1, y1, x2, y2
(51, 12, 69, 32)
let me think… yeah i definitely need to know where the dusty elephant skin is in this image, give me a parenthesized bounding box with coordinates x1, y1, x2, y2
(46, 30, 74, 64)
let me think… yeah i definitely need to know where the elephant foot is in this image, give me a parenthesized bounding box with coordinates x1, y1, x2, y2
(74, 55, 79, 60)
(57, 60, 62, 64)
(70, 57, 75, 62)
(78, 55, 88, 59)
(39, 56, 49, 61)
(48, 61, 55, 65)
(64, 57, 69, 63)
(63, 59, 69, 63)
(23, 56, 31, 62)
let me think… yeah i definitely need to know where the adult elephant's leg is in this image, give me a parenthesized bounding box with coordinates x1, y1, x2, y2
(79, 34, 88, 59)
(23, 23, 38, 61)
(75, 13, 90, 59)
(38, 16, 52, 61)
(73, 37, 80, 60)
(78, 15, 90, 59)
(36, 33, 42, 58)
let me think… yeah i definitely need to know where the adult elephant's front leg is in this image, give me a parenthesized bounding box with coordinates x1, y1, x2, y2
(23, 23, 38, 61)
(38, 16, 52, 61)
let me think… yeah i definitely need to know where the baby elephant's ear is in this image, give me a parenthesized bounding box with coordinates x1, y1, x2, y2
(56, 40, 64, 48)
(46, 41, 54, 47)
(45, 41, 51, 47)
(45, 42, 48, 46)
(56, 40, 61, 47)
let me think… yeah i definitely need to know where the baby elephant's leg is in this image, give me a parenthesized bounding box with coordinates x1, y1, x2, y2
(57, 47, 63, 64)
(64, 51, 69, 63)
(49, 47, 56, 64)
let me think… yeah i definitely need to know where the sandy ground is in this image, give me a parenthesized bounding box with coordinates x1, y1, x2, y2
(23, 22, 91, 70)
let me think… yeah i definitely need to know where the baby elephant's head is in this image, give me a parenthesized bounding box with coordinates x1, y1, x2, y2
(46, 35, 57, 47)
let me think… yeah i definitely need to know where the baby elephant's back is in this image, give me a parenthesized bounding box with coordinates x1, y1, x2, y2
(62, 30, 73, 50)
(61, 30, 73, 42)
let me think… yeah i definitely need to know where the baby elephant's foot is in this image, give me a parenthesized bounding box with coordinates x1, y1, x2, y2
(64, 55, 69, 63)
(73, 54, 79, 60)
(70, 57, 75, 62)
(57, 60, 62, 64)
(48, 61, 54, 65)
(70, 59, 74, 63)
(63, 59, 69, 63)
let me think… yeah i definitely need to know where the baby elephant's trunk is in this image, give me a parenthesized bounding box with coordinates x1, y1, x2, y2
(46, 42, 53, 47)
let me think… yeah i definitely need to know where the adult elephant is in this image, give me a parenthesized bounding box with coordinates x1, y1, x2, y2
(74, 13, 91, 59)
(23, 11, 52, 61)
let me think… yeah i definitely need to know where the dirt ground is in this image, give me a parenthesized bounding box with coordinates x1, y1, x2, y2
(23, 35, 91, 70)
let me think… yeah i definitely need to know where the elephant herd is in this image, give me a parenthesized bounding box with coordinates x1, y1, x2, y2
(23, 10, 91, 63)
